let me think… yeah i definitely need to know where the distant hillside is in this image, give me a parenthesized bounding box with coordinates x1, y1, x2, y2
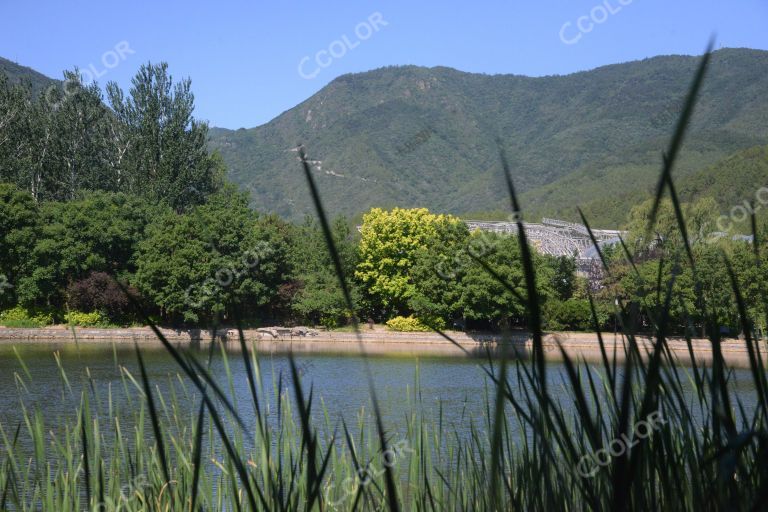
(679, 145, 768, 204)
(209, 48, 768, 225)
(0, 57, 56, 95)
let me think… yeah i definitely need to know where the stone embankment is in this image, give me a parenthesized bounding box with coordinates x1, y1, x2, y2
(0, 327, 761, 366)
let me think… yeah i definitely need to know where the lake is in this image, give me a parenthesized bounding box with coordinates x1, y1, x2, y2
(0, 340, 761, 445)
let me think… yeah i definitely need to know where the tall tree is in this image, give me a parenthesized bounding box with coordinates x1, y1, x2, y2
(0, 184, 39, 309)
(133, 188, 288, 324)
(0, 75, 33, 188)
(107, 62, 223, 211)
(1, 70, 119, 200)
(43, 71, 117, 200)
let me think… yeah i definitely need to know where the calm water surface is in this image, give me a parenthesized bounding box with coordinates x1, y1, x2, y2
(0, 341, 761, 444)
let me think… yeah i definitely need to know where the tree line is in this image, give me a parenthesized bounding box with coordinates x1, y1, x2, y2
(1, 62, 765, 334)
(0, 62, 222, 210)
(3, 179, 764, 335)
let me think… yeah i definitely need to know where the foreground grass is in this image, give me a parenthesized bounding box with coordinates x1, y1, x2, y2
(0, 334, 766, 511)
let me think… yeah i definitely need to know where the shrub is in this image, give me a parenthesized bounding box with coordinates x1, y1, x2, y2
(66, 272, 136, 321)
(0, 306, 53, 327)
(543, 299, 610, 331)
(64, 310, 108, 327)
(386, 315, 445, 332)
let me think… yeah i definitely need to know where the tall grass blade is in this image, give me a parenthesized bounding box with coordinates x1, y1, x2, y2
(298, 146, 401, 511)
(135, 345, 171, 485)
(646, 39, 714, 235)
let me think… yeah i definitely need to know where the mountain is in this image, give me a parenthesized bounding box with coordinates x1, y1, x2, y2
(677, 144, 768, 232)
(208, 48, 768, 226)
(0, 57, 57, 95)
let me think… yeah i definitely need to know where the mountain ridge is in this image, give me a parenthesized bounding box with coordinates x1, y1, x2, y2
(208, 48, 768, 224)
(2, 49, 766, 227)
(0, 56, 57, 95)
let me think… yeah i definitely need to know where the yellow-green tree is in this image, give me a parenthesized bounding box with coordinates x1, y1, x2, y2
(356, 207, 466, 316)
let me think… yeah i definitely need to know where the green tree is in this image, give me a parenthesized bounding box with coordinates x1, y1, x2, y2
(356, 207, 466, 317)
(16, 191, 159, 311)
(548, 255, 577, 301)
(618, 257, 697, 333)
(289, 217, 360, 327)
(107, 62, 223, 212)
(458, 233, 554, 328)
(0, 76, 34, 188)
(134, 189, 288, 324)
(47, 71, 118, 199)
(543, 298, 610, 331)
(18, 192, 158, 309)
(0, 183, 39, 308)
(624, 196, 718, 259)
(407, 221, 471, 325)
(1, 70, 118, 201)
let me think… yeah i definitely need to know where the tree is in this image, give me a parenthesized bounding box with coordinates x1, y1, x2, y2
(624, 196, 718, 259)
(0, 70, 120, 201)
(0, 76, 33, 188)
(133, 189, 289, 324)
(457, 233, 528, 328)
(407, 221, 471, 325)
(543, 298, 610, 331)
(0, 183, 39, 308)
(618, 257, 697, 333)
(107, 62, 223, 212)
(548, 255, 577, 301)
(46, 71, 118, 199)
(16, 191, 159, 311)
(356, 207, 466, 317)
(289, 217, 360, 327)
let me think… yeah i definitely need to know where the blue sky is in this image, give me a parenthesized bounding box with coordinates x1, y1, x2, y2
(1, 0, 766, 129)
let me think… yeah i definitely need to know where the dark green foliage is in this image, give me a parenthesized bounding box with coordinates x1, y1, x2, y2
(0, 75, 35, 189)
(0, 183, 39, 308)
(0, 61, 222, 209)
(133, 188, 289, 324)
(549, 255, 577, 301)
(15, 191, 158, 312)
(1, 72, 122, 202)
(543, 298, 609, 331)
(457, 233, 554, 328)
(288, 217, 360, 327)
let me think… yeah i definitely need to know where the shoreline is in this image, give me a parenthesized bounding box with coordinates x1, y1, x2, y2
(0, 326, 763, 367)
